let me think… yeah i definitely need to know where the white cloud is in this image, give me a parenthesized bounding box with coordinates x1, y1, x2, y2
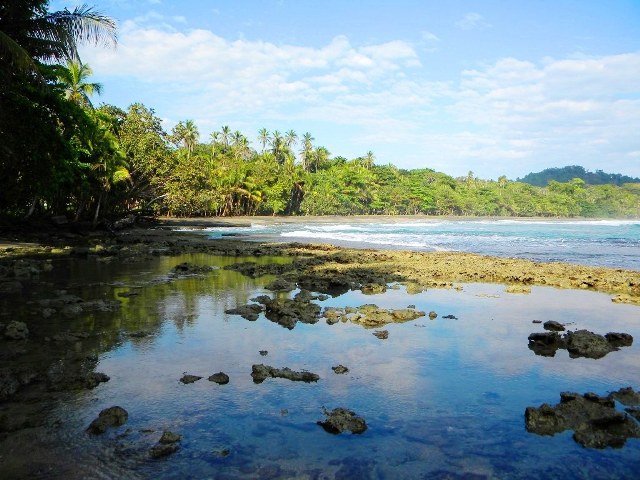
(81, 17, 640, 178)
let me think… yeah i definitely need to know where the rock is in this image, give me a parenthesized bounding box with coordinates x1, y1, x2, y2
(525, 392, 640, 448)
(318, 408, 367, 435)
(251, 364, 319, 384)
(208, 372, 229, 385)
(150, 443, 179, 458)
(505, 285, 531, 294)
(565, 330, 615, 359)
(180, 374, 202, 384)
(626, 407, 640, 421)
(608, 387, 640, 406)
(428, 311, 438, 320)
(4, 321, 29, 340)
(263, 297, 321, 329)
(87, 406, 128, 434)
(126, 330, 151, 338)
(361, 283, 386, 295)
(225, 303, 264, 321)
(442, 314, 458, 320)
(264, 278, 296, 292)
(259, 350, 268, 356)
(332, 365, 349, 374)
(543, 320, 565, 332)
(373, 330, 389, 340)
(159, 431, 181, 444)
(528, 332, 564, 357)
(532, 320, 543, 324)
(170, 262, 215, 276)
(605, 332, 633, 347)
(84, 372, 110, 389)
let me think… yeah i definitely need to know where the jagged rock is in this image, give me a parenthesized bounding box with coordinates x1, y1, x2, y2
(361, 283, 386, 295)
(565, 330, 615, 359)
(332, 365, 349, 374)
(180, 374, 202, 384)
(251, 364, 319, 384)
(84, 372, 110, 389)
(626, 407, 640, 421)
(225, 303, 264, 321)
(259, 350, 268, 356)
(428, 311, 438, 320)
(442, 314, 458, 319)
(605, 332, 633, 348)
(223, 261, 292, 279)
(525, 392, 640, 448)
(528, 329, 632, 359)
(208, 372, 229, 385)
(373, 330, 389, 339)
(170, 262, 215, 276)
(264, 278, 296, 292)
(4, 321, 29, 340)
(159, 431, 181, 444)
(263, 297, 321, 329)
(608, 387, 640, 406)
(318, 408, 367, 434)
(543, 320, 565, 332)
(150, 443, 179, 458)
(87, 406, 128, 434)
(328, 304, 425, 328)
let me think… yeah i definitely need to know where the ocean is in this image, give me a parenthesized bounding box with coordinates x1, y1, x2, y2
(190, 218, 640, 270)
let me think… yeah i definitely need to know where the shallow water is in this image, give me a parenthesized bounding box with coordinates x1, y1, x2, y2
(2, 253, 640, 479)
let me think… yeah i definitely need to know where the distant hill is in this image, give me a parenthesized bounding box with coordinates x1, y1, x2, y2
(518, 165, 640, 187)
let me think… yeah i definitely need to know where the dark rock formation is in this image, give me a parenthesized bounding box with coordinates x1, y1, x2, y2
(225, 304, 264, 321)
(208, 372, 229, 385)
(373, 330, 389, 340)
(608, 386, 640, 406)
(87, 406, 128, 434)
(525, 391, 640, 448)
(318, 408, 367, 434)
(170, 262, 215, 276)
(180, 374, 202, 384)
(251, 364, 319, 384)
(4, 321, 29, 340)
(332, 365, 349, 374)
(543, 320, 565, 332)
(528, 329, 633, 359)
(264, 278, 296, 292)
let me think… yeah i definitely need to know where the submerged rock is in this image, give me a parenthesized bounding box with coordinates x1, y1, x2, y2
(180, 374, 202, 384)
(150, 443, 179, 458)
(373, 330, 389, 340)
(525, 391, 640, 449)
(170, 262, 215, 276)
(208, 372, 229, 385)
(318, 408, 367, 435)
(159, 431, 181, 444)
(87, 406, 128, 434)
(251, 364, 319, 384)
(4, 321, 29, 340)
(225, 304, 264, 321)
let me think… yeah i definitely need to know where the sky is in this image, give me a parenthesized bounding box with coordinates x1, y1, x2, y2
(50, 0, 640, 179)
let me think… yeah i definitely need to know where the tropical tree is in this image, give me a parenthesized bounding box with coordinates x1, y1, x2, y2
(300, 132, 314, 171)
(171, 119, 199, 156)
(258, 128, 270, 154)
(55, 58, 102, 107)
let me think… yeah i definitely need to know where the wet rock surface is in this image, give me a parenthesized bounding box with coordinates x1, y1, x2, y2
(87, 406, 129, 434)
(373, 330, 389, 339)
(251, 364, 319, 384)
(180, 374, 202, 384)
(318, 408, 367, 435)
(225, 303, 264, 321)
(208, 372, 229, 385)
(170, 262, 216, 277)
(525, 389, 640, 448)
(322, 304, 425, 328)
(262, 296, 321, 329)
(528, 329, 633, 358)
(332, 365, 349, 374)
(543, 320, 565, 332)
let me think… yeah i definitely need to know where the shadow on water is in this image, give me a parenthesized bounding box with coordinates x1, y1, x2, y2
(1, 252, 640, 479)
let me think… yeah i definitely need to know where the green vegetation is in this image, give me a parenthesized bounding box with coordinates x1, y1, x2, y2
(519, 165, 640, 187)
(2, 2, 639, 222)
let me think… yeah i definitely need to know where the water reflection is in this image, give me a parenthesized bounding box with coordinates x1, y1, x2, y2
(1, 253, 639, 479)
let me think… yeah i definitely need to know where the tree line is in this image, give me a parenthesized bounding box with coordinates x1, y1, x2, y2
(2, 1, 639, 223)
(518, 165, 640, 187)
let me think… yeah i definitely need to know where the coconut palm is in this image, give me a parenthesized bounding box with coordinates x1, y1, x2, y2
(363, 150, 375, 170)
(284, 129, 298, 150)
(300, 132, 314, 171)
(219, 125, 231, 147)
(0, 2, 117, 73)
(55, 58, 102, 107)
(258, 128, 270, 154)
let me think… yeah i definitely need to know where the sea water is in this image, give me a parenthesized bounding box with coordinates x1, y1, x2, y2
(197, 218, 640, 270)
(2, 252, 639, 479)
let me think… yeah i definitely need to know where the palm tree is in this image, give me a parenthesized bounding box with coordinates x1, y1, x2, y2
(284, 129, 298, 150)
(363, 150, 375, 170)
(55, 59, 102, 107)
(300, 132, 314, 171)
(0, 3, 117, 73)
(271, 130, 284, 164)
(258, 128, 270, 154)
(219, 125, 231, 147)
(171, 120, 199, 156)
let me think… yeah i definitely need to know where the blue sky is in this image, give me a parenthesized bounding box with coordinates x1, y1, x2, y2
(51, 0, 640, 179)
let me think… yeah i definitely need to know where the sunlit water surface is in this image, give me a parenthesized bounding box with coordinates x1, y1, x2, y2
(2, 253, 640, 479)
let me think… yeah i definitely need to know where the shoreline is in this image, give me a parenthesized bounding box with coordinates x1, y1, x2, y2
(1, 218, 639, 305)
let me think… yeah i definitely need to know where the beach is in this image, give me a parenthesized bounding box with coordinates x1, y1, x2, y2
(1, 217, 640, 478)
